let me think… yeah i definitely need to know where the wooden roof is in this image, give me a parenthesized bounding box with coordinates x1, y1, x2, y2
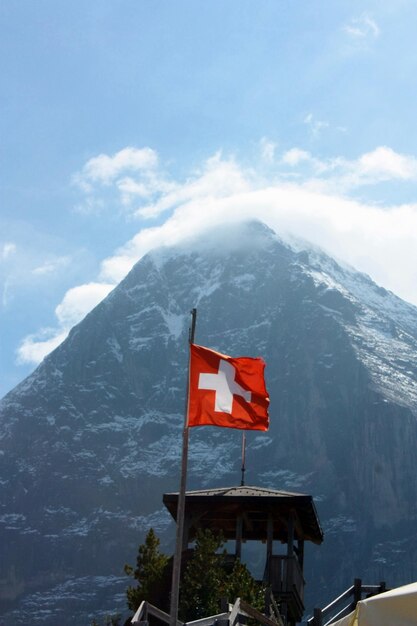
(163, 485, 323, 545)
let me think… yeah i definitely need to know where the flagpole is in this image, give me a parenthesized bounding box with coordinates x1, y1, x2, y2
(169, 307, 197, 626)
(241, 432, 246, 486)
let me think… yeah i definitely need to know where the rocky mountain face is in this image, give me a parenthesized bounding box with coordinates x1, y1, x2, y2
(1, 221, 417, 625)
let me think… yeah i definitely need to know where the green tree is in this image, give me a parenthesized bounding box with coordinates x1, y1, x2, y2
(124, 528, 169, 612)
(125, 528, 265, 622)
(179, 529, 265, 621)
(225, 559, 265, 612)
(179, 529, 227, 621)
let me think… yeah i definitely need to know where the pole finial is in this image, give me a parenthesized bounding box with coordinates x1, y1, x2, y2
(189, 308, 197, 344)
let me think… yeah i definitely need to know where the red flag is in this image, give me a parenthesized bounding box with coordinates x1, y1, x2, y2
(188, 343, 269, 431)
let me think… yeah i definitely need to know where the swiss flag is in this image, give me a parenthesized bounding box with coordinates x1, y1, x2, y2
(188, 343, 269, 431)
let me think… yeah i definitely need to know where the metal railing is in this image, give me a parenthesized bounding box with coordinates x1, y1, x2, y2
(307, 578, 387, 626)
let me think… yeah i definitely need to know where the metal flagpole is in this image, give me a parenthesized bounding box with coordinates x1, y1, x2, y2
(169, 307, 197, 626)
(240, 432, 246, 486)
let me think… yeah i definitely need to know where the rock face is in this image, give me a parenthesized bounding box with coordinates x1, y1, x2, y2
(1, 221, 417, 625)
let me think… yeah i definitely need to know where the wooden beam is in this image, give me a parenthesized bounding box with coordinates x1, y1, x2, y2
(287, 511, 294, 557)
(242, 511, 254, 532)
(297, 539, 304, 569)
(265, 513, 273, 584)
(235, 514, 243, 559)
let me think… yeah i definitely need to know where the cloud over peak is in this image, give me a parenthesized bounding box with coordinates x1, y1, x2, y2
(18, 142, 417, 365)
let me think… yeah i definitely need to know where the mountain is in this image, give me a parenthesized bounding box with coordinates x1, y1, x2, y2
(1, 221, 417, 625)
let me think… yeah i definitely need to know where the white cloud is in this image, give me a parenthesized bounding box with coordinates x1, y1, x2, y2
(94, 148, 417, 310)
(280, 146, 417, 189)
(328, 146, 417, 190)
(32, 256, 71, 276)
(0, 244, 74, 313)
(116, 177, 152, 205)
(17, 330, 69, 365)
(55, 283, 114, 327)
(137, 152, 250, 219)
(73, 196, 106, 215)
(73, 146, 172, 215)
(344, 14, 380, 40)
(77, 147, 158, 184)
(1, 242, 16, 260)
(259, 137, 277, 164)
(17, 282, 114, 365)
(19, 143, 417, 365)
(356, 146, 417, 180)
(304, 113, 330, 138)
(74, 146, 251, 219)
(281, 148, 312, 166)
(101, 181, 417, 311)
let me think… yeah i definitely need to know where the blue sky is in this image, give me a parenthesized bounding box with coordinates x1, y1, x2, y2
(2, 0, 417, 396)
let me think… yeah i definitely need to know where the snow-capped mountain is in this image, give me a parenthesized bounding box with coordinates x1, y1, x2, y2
(1, 221, 417, 624)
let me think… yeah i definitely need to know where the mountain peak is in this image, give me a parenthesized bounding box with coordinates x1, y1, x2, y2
(2, 220, 417, 624)
(147, 219, 281, 265)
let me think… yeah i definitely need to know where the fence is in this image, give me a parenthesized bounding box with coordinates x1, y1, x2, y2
(131, 593, 284, 626)
(307, 578, 387, 626)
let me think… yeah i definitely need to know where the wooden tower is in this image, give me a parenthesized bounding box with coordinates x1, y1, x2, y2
(163, 485, 323, 625)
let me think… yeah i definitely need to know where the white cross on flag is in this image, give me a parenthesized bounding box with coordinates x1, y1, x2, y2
(188, 344, 269, 431)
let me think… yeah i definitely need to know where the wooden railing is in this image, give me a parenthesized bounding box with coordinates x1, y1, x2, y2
(265, 588, 285, 626)
(307, 578, 387, 626)
(131, 593, 284, 626)
(268, 555, 305, 603)
(264, 554, 305, 623)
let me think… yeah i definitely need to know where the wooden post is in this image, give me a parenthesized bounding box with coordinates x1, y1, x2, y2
(287, 511, 294, 557)
(313, 608, 322, 626)
(354, 578, 362, 606)
(297, 538, 304, 569)
(169, 308, 197, 626)
(265, 513, 273, 585)
(236, 513, 243, 559)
